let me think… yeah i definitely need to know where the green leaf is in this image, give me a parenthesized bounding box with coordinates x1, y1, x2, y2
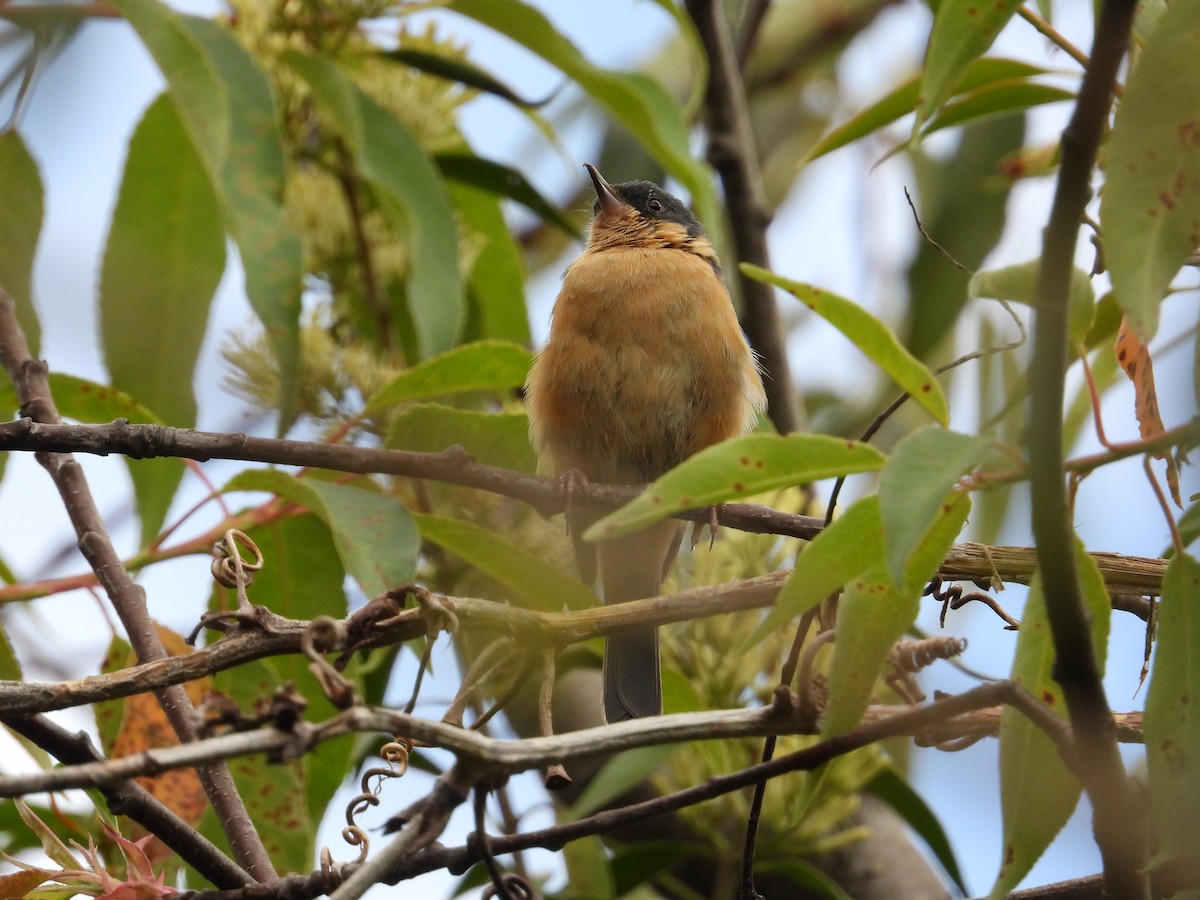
(915, 0, 1024, 134)
(200, 657, 312, 875)
(0, 132, 44, 355)
(100, 94, 225, 546)
(444, 0, 718, 229)
(989, 539, 1110, 898)
(742, 494, 883, 651)
(386, 404, 536, 474)
(232, 514, 357, 824)
(447, 179, 532, 345)
(611, 841, 697, 898)
(803, 58, 1046, 164)
(436, 153, 579, 238)
(0, 373, 164, 424)
(285, 51, 464, 358)
(879, 426, 991, 588)
(969, 260, 1095, 347)
(1144, 552, 1200, 878)
(564, 744, 680, 821)
(366, 340, 532, 411)
(561, 835, 616, 900)
(108, 0, 229, 175)
(757, 859, 854, 899)
(1101, 0, 1200, 340)
(742, 265, 948, 424)
(822, 492, 968, 738)
(412, 512, 597, 612)
(924, 79, 1073, 136)
(821, 562, 915, 737)
(224, 470, 417, 597)
(380, 48, 550, 106)
(181, 16, 303, 432)
(584, 434, 886, 541)
(866, 766, 967, 893)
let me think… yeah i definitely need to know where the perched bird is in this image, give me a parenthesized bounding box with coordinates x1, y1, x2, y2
(525, 164, 767, 722)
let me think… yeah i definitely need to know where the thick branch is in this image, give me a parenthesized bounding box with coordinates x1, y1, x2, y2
(685, 0, 800, 433)
(1027, 1, 1147, 896)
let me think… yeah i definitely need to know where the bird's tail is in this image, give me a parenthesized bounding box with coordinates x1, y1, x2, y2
(597, 519, 682, 722)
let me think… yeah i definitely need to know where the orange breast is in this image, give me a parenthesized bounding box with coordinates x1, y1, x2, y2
(526, 246, 765, 484)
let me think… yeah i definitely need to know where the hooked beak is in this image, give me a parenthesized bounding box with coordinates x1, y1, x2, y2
(584, 163, 627, 220)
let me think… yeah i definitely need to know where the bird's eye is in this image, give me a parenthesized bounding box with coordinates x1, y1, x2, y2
(647, 197, 663, 212)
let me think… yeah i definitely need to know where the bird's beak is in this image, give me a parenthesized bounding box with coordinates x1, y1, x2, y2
(584, 163, 627, 220)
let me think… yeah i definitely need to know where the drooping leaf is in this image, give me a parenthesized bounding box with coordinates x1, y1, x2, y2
(585, 434, 886, 541)
(611, 842, 697, 898)
(380, 47, 551, 106)
(412, 512, 597, 612)
(915, 0, 1024, 134)
(989, 540, 1110, 898)
(1102, 1, 1200, 341)
(181, 16, 303, 432)
(1144, 552, 1200, 883)
(969, 259, 1095, 348)
(285, 51, 464, 358)
(386, 404, 536, 474)
(879, 426, 992, 589)
(444, 0, 718, 228)
(0, 131, 43, 355)
(436, 153, 579, 237)
(742, 494, 883, 650)
(366, 340, 532, 411)
(742, 265, 948, 423)
(1114, 314, 1179, 506)
(99, 94, 225, 546)
(224, 469, 417, 597)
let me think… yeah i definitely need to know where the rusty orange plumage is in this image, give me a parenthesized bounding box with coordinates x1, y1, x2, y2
(525, 164, 766, 722)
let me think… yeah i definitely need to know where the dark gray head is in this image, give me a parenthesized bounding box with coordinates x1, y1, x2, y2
(584, 164, 705, 238)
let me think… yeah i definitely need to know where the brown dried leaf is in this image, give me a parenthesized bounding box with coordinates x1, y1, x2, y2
(1114, 314, 1182, 506)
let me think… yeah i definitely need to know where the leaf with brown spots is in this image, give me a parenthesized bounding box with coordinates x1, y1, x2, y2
(1144, 553, 1200, 877)
(1114, 314, 1181, 507)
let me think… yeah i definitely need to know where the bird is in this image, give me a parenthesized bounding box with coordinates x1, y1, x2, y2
(524, 164, 767, 722)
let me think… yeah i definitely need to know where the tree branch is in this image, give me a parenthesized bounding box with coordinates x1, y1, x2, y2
(1026, 1, 1148, 896)
(0, 288, 276, 882)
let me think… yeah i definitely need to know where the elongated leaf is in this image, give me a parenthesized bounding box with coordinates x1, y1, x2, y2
(915, 0, 1023, 134)
(743, 265, 948, 424)
(444, 0, 718, 228)
(742, 494, 883, 650)
(970, 259, 1095, 348)
(100, 94, 225, 545)
(386, 404, 536, 474)
(224, 469, 417, 597)
(437, 152, 579, 237)
(182, 16, 303, 432)
(413, 512, 597, 612)
(367, 340, 532, 410)
(866, 766, 967, 893)
(0, 131, 43, 355)
(1101, 1, 1200, 341)
(880, 426, 991, 588)
(823, 492, 969, 737)
(924, 80, 1073, 136)
(564, 745, 680, 821)
(803, 58, 1047, 164)
(585, 434, 886, 541)
(381, 48, 550, 106)
(285, 52, 464, 358)
(1144, 553, 1200, 880)
(108, 0, 229, 175)
(447, 179, 532, 344)
(989, 540, 1110, 898)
